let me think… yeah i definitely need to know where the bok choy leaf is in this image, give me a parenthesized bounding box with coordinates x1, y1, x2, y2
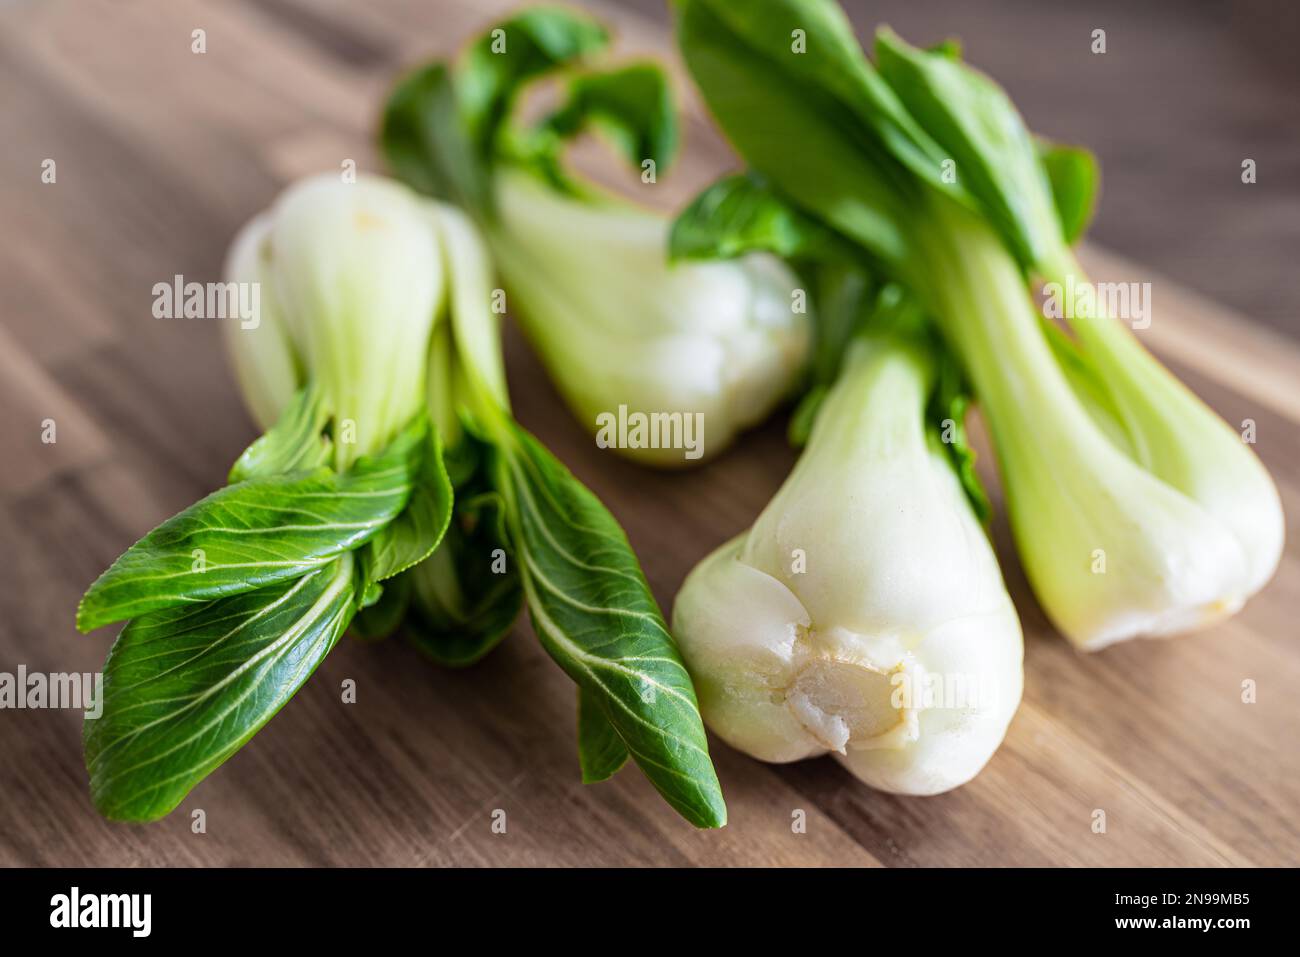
(84, 555, 357, 822)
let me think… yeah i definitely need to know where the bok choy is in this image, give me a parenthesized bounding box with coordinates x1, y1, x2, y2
(674, 327, 1023, 794)
(77, 173, 724, 827)
(673, 0, 1284, 650)
(381, 7, 810, 466)
(670, 185, 1022, 792)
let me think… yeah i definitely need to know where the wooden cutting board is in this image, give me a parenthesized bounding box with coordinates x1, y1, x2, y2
(1, 0, 1296, 867)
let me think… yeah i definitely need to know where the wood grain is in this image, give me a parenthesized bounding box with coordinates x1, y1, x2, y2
(0, 0, 1295, 867)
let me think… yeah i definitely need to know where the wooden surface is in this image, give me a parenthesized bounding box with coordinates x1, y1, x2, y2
(1, 0, 1297, 867)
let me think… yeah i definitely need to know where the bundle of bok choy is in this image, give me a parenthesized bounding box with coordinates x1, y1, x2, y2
(77, 173, 725, 827)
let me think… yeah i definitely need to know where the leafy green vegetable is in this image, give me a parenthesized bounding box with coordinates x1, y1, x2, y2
(541, 63, 679, 173)
(672, 335, 1022, 796)
(490, 420, 724, 826)
(383, 64, 489, 214)
(676, 0, 918, 275)
(683, 0, 965, 210)
(456, 7, 608, 160)
(81, 8, 733, 830)
(78, 402, 444, 819)
(673, 0, 1284, 651)
(78, 174, 458, 821)
(873, 26, 1064, 274)
(387, 89, 730, 823)
(382, 7, 608, 217)
(84, 554, 356, 821)
(383, 8, 810, 470)
(673, 168, 992, 518)
(669, 172, 844, 263)
(351, 573, 411, 641)
(358, 426, 453, 584)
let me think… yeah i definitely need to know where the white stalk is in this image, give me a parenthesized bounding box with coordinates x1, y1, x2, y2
(223, 174, 445, 467)
(673, 336, 1023, 794)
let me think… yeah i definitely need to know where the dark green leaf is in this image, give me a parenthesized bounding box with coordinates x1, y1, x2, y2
(680, 0, 963, 206)
(492, 421, 726, 828)
(674, 0, 917, 273)
(873, 26, 1066, 272)
(543, 63, 679, 172)
(405, 468, 522, 667)
(577, 686, 629, 783)
(351, 574, 411, 641)
(669, 172, 846, 262)
(381, 63, 491, 214)
(1039, 139, 1100, 245)
(457, 7, 609, 156)
(381, 9, 609, 216)
(83, 555, 355, 821)
(457, 6, 608, 145)
(406, 543, 520, 667)
(441, 425, 485, 489)
(228, 385, 331, 484)
(359, 424, 454, 584)
(928, 350, 992, 523)
(77, 419, 427, 631)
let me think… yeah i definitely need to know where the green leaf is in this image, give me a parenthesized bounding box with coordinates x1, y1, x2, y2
(351, 574, 411, 641)
(77, 418, 427, 632)
(406, 481, 522, 667)
(788, 384, 828, 448)
(358, 424, 454, 584)
(406, 546, 520, 668)
(83, 554, 356, 821)
(928, 350, 992, 523)
(577, 686, 629, 783)
(680, 0, 963, 207)
(1039, 139, 1100, 245)
(669, 172, 846, 262)
(457, 7, 609, 157)
(873, 26, 1066, 273)
(543, 63, 679, 173)
(381, 63, 491, 215)
(381, 9, 609, 217)
(674, 0, 917, 274)
(492, 421, 726, 828)
(228, 385, 331, 484)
